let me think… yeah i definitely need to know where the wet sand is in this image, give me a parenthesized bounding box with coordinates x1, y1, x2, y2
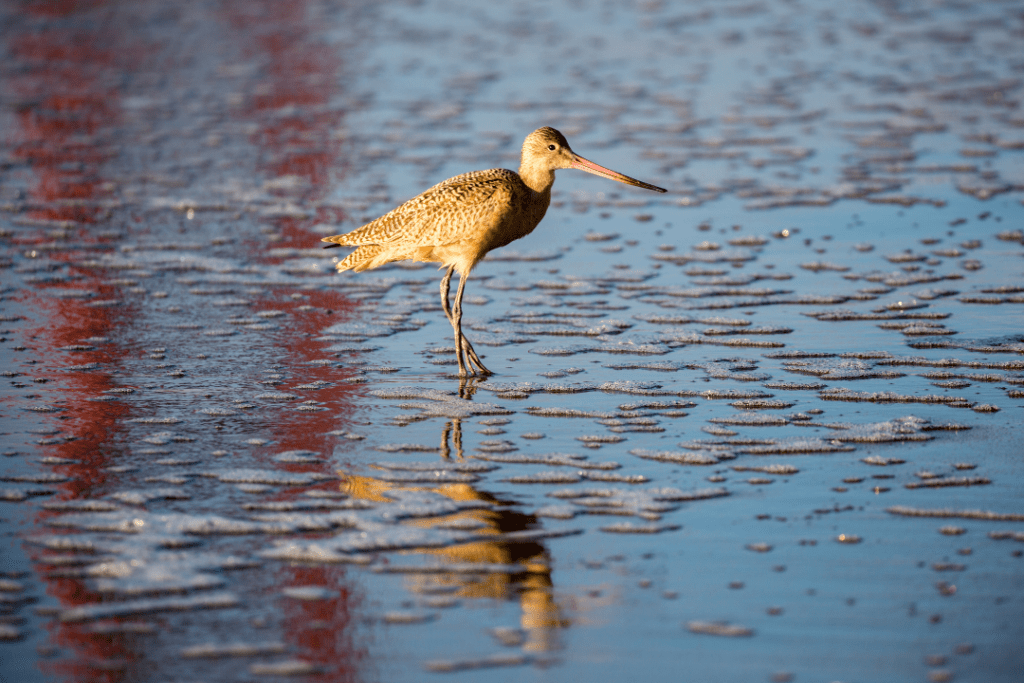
(1, 1, 1023, 681)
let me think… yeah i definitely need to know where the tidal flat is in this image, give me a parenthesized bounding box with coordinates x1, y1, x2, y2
(1, 1, 1022, 681)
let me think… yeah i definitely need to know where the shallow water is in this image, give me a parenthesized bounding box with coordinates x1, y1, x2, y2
(1, 1, 1023, 681)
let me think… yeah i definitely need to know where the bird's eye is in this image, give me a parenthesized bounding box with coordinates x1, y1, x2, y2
(548, 144, 557, 151)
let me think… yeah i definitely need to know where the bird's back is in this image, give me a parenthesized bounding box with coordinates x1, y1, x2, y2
(325, 168, 546, 274)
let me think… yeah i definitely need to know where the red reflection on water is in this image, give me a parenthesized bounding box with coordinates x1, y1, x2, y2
(5, 1, 144, 680)
(7, 0, 370, 677)
(12, 291, 135, 496)
(248, 289, 364, 452)
(8, 42, 117, 222)
(20, 0, 106, 18)
(224, 0, 366, 678)
(277, 565, 360, 674)
(239, 289, 368, 681)
(10, 287, 138, 683)
(226, 0, 351, 252)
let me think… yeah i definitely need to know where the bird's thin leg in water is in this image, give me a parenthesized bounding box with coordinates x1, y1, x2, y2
(443, 266, 487, 375)
(440, 266, 455, 325)
(452, 272, 491, 375)
(451, 272, 488, 374)
(450, 273, 471, 375)
(461, 328, 488, 376)
(440, 266, 469, 375)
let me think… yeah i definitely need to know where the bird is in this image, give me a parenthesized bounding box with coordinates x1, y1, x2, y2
(322, 126, 666, 376)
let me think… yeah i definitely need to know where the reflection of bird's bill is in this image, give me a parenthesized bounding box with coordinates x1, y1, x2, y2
(570, 154, 667, 193)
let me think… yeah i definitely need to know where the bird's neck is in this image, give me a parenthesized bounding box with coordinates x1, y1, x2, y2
(518, 163, 556, 194)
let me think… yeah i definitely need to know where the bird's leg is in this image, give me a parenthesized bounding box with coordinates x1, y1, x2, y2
(452, 274, 489, 375)
(447, 270, 488, 375)
(452, 327, 469, 376)
(440, 266, 469, 375)
(452, 271, 492, 375)
(462, 333, 488, 375)
(440, 265, 456, 325)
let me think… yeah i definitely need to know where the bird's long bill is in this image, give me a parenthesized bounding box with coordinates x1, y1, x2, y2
(570, 154, 666, 193)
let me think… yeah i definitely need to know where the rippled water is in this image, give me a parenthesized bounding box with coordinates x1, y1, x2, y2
(1, 1, 1022, 681)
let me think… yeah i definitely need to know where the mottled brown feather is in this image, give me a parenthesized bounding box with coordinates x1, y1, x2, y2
(324, 168, 539, 276)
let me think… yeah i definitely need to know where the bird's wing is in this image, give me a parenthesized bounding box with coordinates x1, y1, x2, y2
(328, 169, 517, 247)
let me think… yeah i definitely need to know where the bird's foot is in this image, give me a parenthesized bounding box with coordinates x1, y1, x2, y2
(468, 360, 491, 376)
(466, 356, 492, 375)
(455, 366, 490, 378)
(460, 338, 491, 375)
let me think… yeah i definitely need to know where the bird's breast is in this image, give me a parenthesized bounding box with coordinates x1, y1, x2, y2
(486, 189, 551, 251)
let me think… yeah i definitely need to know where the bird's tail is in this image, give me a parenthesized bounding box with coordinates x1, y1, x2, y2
(333, 244, 388, 272)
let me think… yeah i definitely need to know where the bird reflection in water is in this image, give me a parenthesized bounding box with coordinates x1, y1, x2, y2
(439, 375, 485, 457)
(342, 410, 568, 653)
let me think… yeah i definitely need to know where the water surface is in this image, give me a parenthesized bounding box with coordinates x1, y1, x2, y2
(1, 1, 1023, 681)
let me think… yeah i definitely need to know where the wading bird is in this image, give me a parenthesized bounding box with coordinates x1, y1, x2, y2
(323, 127, 666, 376)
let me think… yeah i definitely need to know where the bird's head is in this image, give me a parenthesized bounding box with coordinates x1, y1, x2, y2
(522, 126, 576, 170)
(522, 126, 666, 193)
